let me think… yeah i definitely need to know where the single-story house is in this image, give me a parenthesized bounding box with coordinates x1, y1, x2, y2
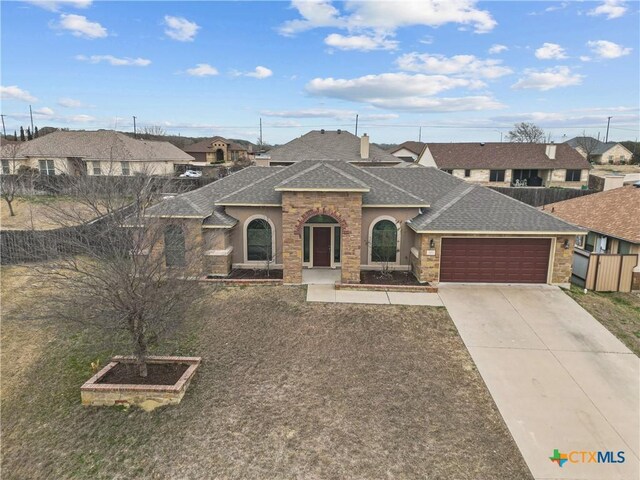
(390, 141, 426, 162)
(0, 130, 194, 176)
(417, 142, 591, 188)
(543, 185, 640, 290)
(565, 136, 633, 165)
(140, 152, 583, 287)
(182, 136, 254, 165)
(255, 130, 405, 167)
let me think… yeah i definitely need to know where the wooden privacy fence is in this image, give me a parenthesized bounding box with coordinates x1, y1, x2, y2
(490, 186, 595, 207)
(572, 249, 637, 292)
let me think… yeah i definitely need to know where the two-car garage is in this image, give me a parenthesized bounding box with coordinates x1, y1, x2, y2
(439, 237, 552, 283)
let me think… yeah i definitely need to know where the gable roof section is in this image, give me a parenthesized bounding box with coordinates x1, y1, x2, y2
(426, 142, 590, 169)
(275, 162, 370, 192)
(266, 130, 401, 164)
(544, 186, 640, 243)
(183, 136, 248, 153)
(591, 142, 632, 156)
(391, 141, 426, 156)
(408, 184, 584, 234)
(0, 130, 194, 162)
(564, 136, 600, 149)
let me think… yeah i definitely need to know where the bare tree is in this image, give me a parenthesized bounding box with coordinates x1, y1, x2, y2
(27, 169, 210, 377)
(574, 133, 602, 162)
(506, 122, 545, 143)
(0, 143, 35, 217)
(142, 125, 167, 137)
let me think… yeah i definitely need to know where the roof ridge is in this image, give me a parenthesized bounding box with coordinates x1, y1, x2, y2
(418, 184, 476, 227)
(322, 162, 371, 187)
(275, 162, 323, 187)
(342, 163, 427, 204)
(214, 164, 297, 203)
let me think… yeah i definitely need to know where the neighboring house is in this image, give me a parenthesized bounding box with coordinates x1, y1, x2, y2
(417, 142, 590, 188)
(182, 137, 254, 165)
(254, 130, 405, 167)
(0, 130, 194, 176)
(565, 136, 633, 165)
(544, 185, 640, 290)
(390, 141, 426, 162)
(140, 154, 582, 287)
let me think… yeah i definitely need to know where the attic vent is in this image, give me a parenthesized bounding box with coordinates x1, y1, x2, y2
(337, 129, 341, 134)
(320, 129, 325, 134)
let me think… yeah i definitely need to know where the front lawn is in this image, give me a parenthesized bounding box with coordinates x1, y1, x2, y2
(1, 265, 532, 479)
(566, 285, 640, 356)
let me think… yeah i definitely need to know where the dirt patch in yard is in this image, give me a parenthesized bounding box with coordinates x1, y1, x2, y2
(227, 268, 284, 279)
(1, 196, 101, 230)
(361, 270, 421, 285)
(1, 264, 533, 480)
(566, 286, 640, 356)
(98, 362, 189, 385)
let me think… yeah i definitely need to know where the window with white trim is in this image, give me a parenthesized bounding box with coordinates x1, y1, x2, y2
(39, 159, 55, 176)
(371, 219, 398, 263)
(93, 161, 102, 176)
(164, 225, 186, 267)
(246, 218, 272, 261)
(2, 159, 10, 174)
(121, 161, 131, 176)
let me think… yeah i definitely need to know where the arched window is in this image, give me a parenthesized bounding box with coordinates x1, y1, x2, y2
(371, 219, 398, 263)
(164, 225, 186, 267)
(246, 217, 273, 261)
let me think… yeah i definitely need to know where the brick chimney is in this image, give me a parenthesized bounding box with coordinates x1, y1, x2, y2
(545, 143, 557, 160)
(360, 133, 369, 159)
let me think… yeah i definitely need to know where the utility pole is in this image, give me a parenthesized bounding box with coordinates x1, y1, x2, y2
(259, 117, 263, 147)
(355, 114, 359, 136)
(605, 116, 612, 143)
(133, 116, 137, 138)
(29, 105, 34, 134)
(0, 114, 6, 139)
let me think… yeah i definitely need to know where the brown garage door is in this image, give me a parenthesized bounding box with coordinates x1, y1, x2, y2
(440, 238, 551, 283)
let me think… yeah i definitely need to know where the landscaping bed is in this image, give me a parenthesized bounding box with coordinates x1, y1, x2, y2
(228, 268, 283, 279)
(1, 264, 532, 480)
(361, 270, 420, 285)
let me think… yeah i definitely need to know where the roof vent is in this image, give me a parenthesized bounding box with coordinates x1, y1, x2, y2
(480, 142, 485, 146)
(337, 129, 341, 134)
(320, 129, 325, 134)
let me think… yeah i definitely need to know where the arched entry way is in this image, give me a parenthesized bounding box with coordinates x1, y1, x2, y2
(302, 214, 341, 268)
(215, 148, 224, 163)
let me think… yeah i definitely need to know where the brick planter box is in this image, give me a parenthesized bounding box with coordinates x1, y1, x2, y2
(81, 356, 201, 412)
(200, 277, 283, 286)
(335, 282, 438, 293)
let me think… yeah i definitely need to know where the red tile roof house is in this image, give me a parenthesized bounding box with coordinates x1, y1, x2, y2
(137, 130, 583, 288)
(417, 142, 591, 188)
(544, 185, 640, 290)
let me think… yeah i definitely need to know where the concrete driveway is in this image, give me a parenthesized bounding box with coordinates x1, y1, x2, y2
(439, 284, 639, 480)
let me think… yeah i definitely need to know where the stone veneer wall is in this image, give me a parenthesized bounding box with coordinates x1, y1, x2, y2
(281, 191, 362, 284)
(414, 233, 576, 286)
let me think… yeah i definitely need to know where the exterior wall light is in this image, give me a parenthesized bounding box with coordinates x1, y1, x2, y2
(429, 239, 435, 249)
(563, 239, 570, 249)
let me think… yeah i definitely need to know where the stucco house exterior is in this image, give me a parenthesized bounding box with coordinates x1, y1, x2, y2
(390, 141, 426, 162)
(140, 142, 583, 287)
(182, 136, 254, 165)
(544, 185, 640, 290)
(565, 137, 633, 165)
(417, 142, 591, 188)
(0, 130, 194, 176)
(255, 130, 405, 167)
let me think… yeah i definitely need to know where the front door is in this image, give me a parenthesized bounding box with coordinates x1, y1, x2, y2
(312, 227, 331, 267)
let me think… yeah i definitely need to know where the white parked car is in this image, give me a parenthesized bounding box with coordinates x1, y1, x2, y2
(179, 170, 202, 178)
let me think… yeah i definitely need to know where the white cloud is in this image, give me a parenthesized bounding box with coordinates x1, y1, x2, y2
(246, 66, 273, 79)
(512, 66, 583, 91)
(325, 33, 398, 51)
(70, 114, 95, 122)
(261, 108, 357, 119)
(587, 40, 632, 59)
(163, 15, 200, 42)
(279, 0, 497, 36)
(34, 107, 55, 116)
(396, 52, 512, 78)
(535, 43, 567, 60)
(491, 106, 638, 128)
(488, 44, 508, 54)
(26, 0, 91, 11)
(75, 54, 151, 66)
(588, 0, 627, 19)
(0, 85, 38, 103)
(57, 14, 107, 39)
(57, 97, 86, 108)
(305, 72, 502, 112)
(186, 63, 219, 77)
(579, 55, 591, 62)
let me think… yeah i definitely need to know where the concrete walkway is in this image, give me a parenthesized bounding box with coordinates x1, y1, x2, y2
(439, 284, 639, 480)
(306, 284, 444, 306)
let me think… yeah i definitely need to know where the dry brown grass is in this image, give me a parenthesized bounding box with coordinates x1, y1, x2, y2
(1, 265, 533, 480)
(566, 286, 640, 356)
(0, 196, 99, 230)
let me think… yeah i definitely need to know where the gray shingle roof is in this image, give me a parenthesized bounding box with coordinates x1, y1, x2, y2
(408, 183, 584, 233)
(0, 130, 194, 162)
(275, 162, 370, 191)
(267, 130, 401, 164)
(203, 208, 238, 227)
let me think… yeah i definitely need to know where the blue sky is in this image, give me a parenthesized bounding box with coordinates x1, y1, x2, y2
(1, 0, 638, 144)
